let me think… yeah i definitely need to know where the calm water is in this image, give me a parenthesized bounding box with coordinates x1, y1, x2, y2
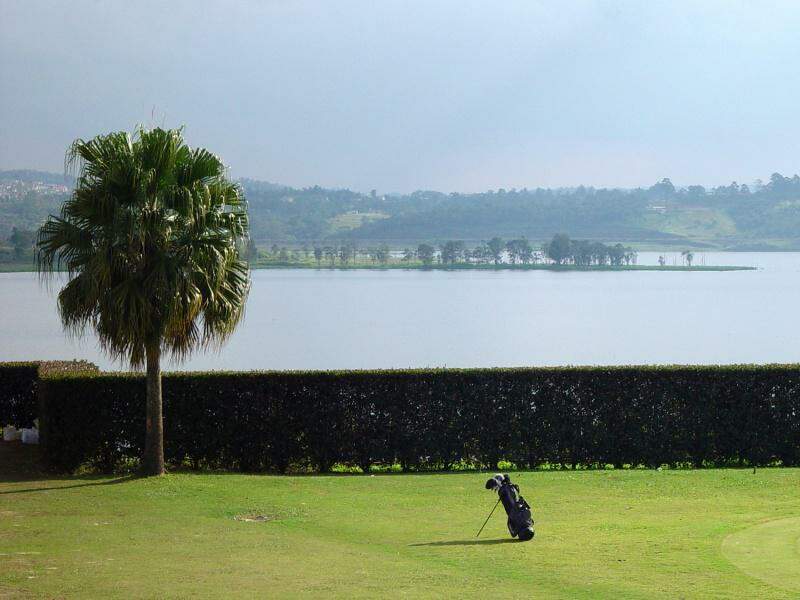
(1, 252, 798, 371)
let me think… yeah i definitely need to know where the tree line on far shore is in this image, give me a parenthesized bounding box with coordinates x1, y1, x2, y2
(254, 234, 638, 267)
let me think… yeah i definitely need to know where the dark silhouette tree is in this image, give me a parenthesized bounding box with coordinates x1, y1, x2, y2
(376, 244, 390, 265)
(417, 243, 435, 265)
(487, 237, 505, 264)
(545, 233, 572, 264)
(9, 227, 35, 260)
(440, 240, 465, 264)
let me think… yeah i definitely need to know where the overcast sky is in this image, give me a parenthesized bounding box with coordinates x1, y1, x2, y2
(1, 0, 799, 193)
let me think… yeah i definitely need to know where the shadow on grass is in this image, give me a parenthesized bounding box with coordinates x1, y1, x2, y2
(0, 442, 139, 491)
(0, 475, 136, 495)
(409, 538, 520, 547)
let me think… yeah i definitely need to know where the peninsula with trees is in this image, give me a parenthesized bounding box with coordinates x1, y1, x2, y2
(248, 234, 751, 272)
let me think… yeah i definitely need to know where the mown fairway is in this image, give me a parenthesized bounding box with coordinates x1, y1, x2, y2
(1, 447, 798, 599)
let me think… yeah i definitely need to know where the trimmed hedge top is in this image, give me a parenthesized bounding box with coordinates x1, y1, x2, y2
(0, 361, 98, 427)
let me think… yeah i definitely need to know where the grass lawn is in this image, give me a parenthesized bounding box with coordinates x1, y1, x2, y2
(642, 206, 739, 240)
(1, 445, 798, 599)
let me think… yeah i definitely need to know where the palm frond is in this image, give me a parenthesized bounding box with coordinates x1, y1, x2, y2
(37, 127, 251, 369)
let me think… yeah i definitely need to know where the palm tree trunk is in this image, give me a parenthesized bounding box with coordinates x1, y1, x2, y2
(142, 343, 165, 476)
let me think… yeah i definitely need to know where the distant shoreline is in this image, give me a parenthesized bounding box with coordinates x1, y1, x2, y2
(0, 262, 756, 274)
(252, 263, 756, 272)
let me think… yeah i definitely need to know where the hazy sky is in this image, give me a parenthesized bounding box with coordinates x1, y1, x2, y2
(1, 1, 799, 193)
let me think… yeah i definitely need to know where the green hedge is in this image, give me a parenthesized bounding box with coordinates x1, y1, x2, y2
(38, 366, 800, 473)
(0, 363, 41, 427)
(0, 361, 99, 428)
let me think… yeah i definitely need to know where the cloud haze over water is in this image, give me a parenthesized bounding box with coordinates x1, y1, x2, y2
(1, 0, 799, 192)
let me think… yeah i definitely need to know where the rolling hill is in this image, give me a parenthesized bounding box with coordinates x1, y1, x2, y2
(3, 170, 800, 250)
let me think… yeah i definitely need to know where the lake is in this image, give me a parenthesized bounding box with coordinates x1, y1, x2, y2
(1, 252, 797, 371)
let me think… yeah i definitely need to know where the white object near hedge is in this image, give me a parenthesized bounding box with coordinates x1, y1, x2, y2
(3, 426, 21, 442)
(21, 428, 39, 445)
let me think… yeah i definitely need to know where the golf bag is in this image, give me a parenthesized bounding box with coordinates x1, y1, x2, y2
(485, 474, 535, 541)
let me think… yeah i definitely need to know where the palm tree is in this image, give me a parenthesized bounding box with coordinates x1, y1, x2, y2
(36, 127, 250, 476)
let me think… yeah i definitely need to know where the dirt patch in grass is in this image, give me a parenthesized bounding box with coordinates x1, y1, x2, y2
(233, 512, 280, 523)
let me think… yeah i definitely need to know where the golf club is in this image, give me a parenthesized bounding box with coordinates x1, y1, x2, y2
(476, 497, 501, 537)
